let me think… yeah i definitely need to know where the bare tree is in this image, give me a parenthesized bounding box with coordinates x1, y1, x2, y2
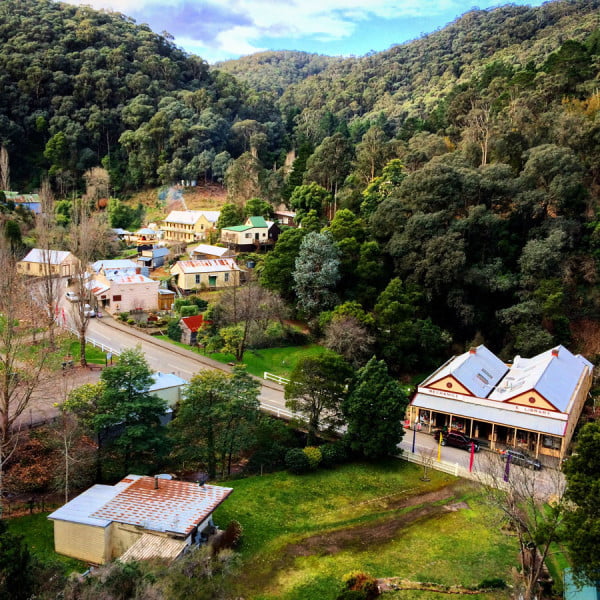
(477, 453, 566, 600)
(324, 316, 374, 367)
(83, 167, 110, 207)
(216, 280, 287, 362)
(462, 101, 492, 167)
(68, 201, 102, 366)
(36, 179, 62, 348)
(0, 242, 48, 511)
(0, 145, 9, 191)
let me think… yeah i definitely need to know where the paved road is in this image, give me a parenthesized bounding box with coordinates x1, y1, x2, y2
(399, 428, 564, 497)
(84, 316, 291, 418)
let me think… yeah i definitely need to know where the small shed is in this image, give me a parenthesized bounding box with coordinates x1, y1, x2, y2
(180, 314, 206, 346)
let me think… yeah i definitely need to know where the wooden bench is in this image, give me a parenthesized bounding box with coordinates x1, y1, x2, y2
(87, 364, 103, 371)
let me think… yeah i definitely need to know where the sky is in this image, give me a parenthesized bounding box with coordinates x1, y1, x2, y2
(61, 0, 548, 64)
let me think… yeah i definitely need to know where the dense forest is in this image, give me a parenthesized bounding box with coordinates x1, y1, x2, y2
(3, 0, 600, 364)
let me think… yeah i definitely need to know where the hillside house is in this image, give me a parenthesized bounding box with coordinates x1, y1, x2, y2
(88, 260, 159, 313)
(170, 258, 240, 293)
(189, 244, 235, 260)
(162, 210, 220, 243)
(220, 216, 280, 252)
(48, 475, 233, 564)
(3, 191, 41, 214)
(17, 249, 80, 277)
(274, 210, 298, 227)
(410, 345, 593, 463)
(136, 246, 170, 270)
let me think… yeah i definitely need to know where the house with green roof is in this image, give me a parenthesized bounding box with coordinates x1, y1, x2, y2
(220, 216, 280, 252)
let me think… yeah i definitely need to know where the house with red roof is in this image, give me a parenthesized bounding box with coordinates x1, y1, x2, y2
(48, 475, 233, 564)
(180, 314, 207, 346)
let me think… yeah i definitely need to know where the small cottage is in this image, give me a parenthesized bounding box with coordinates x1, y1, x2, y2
(48, 475, 233, 564)
(180, 314, 206, 346)
(17, 249, 80, 277)
(170, 258, 240, 293)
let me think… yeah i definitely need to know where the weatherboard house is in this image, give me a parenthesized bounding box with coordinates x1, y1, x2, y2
(48, 475, 233, 565)
(409, 345, 593, 462)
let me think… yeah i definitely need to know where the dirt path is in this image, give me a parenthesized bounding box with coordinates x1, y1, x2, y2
(284, 485, 462, 557)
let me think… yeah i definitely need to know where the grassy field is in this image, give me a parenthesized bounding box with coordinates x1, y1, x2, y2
(214, 460, 519, 600)
(7, 513, 85, 573)
(155, 335, 326, 378)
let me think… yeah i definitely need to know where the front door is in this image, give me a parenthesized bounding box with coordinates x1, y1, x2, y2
(209, 275, 217, 287)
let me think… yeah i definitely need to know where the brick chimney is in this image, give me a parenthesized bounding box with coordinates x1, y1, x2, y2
(551, 348, 559, 358)
(469, 347, 477, 354)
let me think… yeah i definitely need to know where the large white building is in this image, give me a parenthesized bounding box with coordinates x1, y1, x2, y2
(409, 345, 593, 462)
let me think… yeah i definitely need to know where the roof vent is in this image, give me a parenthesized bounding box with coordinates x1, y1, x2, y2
(154, 475, 159, 490)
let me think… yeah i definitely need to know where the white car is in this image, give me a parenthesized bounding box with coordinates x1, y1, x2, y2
(83, 304, 96, 318)
(65, 291, 79, 302)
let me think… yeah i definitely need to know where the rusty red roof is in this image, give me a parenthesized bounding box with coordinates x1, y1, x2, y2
(181, 314, 205, 332)
(91, 475, 233, 535)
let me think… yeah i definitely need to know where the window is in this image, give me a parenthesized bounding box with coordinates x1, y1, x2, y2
(195, 274, 201, 284)
(112, 295, 122, 301)
(224, 273, 229, 282)
(245, 233, 252, 239)
(542, 435, 561, 450)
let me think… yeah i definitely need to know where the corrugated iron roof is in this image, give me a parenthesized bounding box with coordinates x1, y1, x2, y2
(92, 259, 138, 272)
(164, 210, 220, 225)
(247, 216, 268, 228)
(180, 315, 205, 332)
(489, 345, 593, 411)
(422, 345, 508, 397)
(120, 533, 187, 563)
(191, 244, 230, 257)
(149, 372, 188, 392)
(21, 248, 72, 265)
(411, 392, 566, 436)
(91, 476, 233, 535)
(173, 258, 239, 274)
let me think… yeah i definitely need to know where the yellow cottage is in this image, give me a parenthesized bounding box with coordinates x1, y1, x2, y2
(48, 475, 233, 564)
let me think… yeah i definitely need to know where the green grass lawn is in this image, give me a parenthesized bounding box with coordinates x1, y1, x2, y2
(155, 335, 326, 378)
(214, 460, 519, 600)
(67, 340, 108, 364)
(7, 513, 86, 574)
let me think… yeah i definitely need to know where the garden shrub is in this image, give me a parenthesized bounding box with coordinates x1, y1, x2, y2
(174, 297, 191, 311)
(303, 446, 322, 470)
(320, 442, 348, 468)
(126, 318, 135, 325)
(180, 305, 199, 317)
(167, 318, 182, 342)
(187, 295, 208, 311)
(117, 312, 129, 321)
(285, 448, 311, 474)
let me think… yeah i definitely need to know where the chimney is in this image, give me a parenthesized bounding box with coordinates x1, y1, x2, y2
(136, 267, 141, 274)
(469, 347, 477, 354)
(552, 348, 559, 358)
(154, 475, 159, 490)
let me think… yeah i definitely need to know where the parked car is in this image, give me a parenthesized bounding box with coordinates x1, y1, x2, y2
(440, 431, 480, 452)
(65, 290, 79, 302)
(500, 448, 542, 470)
(83, 304, 96, 318)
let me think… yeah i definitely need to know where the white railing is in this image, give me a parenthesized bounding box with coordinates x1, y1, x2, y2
(61, 325, 121, 357)
(259, 400, 295, 420)
(399, 450, 510, 490)
(264, 372, 290, 385)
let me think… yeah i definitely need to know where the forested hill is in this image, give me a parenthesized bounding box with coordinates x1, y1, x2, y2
(215, 51, 347, 95)
(278, 0, 600, 136)
(0, 0, 284, 192)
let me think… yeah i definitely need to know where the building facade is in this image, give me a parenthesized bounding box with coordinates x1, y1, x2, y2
(409, 345, 593, 462)
(162, 210, 220, 243)
(170, 258, 240, 292)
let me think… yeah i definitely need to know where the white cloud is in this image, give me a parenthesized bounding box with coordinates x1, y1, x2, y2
(59, 0, 472, 60)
